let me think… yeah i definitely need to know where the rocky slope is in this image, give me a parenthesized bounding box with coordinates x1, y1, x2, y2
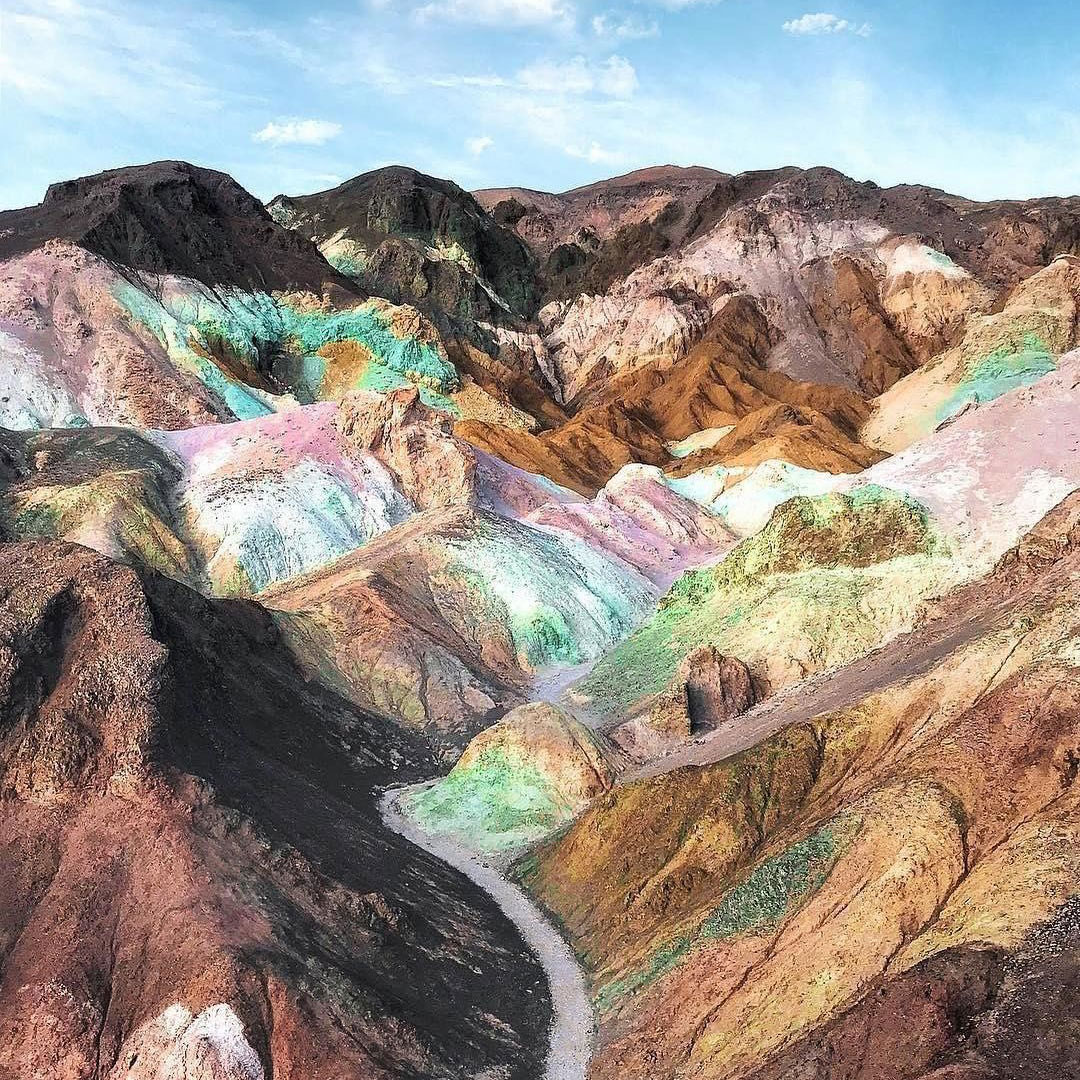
(0, 540, 551, 1079)
(0, 161, 349, 292)
(476, 165, 727, 302)
(479, 166, 1080, 405)
(576, 351, 1080, 722)
(519, 490, 1080, 1080)
(3, 153, 1080, 1080)
(403, 702, 618, 856)
(270, 165, 539, 322)
(262, 502, 654, 752)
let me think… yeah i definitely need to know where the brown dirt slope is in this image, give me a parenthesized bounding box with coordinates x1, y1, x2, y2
(0, 540, 550, 1079)
(518, 493, 1080, 1080)
(459, 295, 881, 492)
(0, 161, 350, 292)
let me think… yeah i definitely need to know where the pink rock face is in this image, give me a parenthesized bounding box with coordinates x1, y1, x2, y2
(0, 243, 225, 429)
(338, 387, 477, 509)
(527, 463, 736, 586)
(858, 349, 1080, 570)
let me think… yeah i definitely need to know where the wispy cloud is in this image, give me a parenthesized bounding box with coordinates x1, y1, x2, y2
(1, 0, 221, 118)
(466, 134, 495, 154)
(648, 0, 723, 8)
(252, 119, 343, 145)
(592, 12, 659, 40)
(782, 12, 872, 36)
(564, 141, 624, 164)
(517, 55, 637, 98)
(414, 0, 575, 28)
(429, 73, 509, 88)
(433, 55, 637, 99)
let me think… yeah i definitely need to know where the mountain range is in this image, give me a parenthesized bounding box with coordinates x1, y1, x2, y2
(1, 156, 1078, 1080)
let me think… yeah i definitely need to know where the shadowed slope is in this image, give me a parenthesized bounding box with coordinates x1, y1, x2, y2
(519, 493, 1080, 1080)
(0, 540, 551, 1079)
(0, 161, 351, 293)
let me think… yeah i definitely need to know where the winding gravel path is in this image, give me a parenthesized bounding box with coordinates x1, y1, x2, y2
(379, 785, 594, 1080)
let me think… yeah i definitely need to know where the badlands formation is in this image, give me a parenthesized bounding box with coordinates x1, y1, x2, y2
(1, 159, 1079, 1079)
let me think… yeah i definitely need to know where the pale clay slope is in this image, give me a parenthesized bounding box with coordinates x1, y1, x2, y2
(534, 212, 985, 401)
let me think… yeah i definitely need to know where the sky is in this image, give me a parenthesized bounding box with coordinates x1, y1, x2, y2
(3, 0, 1080, 210)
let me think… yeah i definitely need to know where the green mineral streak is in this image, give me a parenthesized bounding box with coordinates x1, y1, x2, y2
(595, 819, 856, 1013)
(936, 333, 1056, 424)
(441, 518, 648, 673)
(448, 562, 584, 669)
(274, 304, 459, 394)
(113, 280, 461, 416)
(521, 607, 579, 669)
(11, 500, 61, 538)
(9, 480, 188, 578)
(113, 283, 273, 421)
(418, 387, 461, 416)
(406, 744, 571, 853)
(925, 247, 958, 272)
(581, 488, 941, 718)
(326, 252, 367, 278)
(359, 357, 463, 412)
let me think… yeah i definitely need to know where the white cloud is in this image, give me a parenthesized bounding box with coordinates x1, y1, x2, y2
(252, 118, 343, 146)
(430, 74, 508, 88)
(466, 134, 494, 154)
(0, 0, 222, 118)
(650, 0, 722, 8)
(592, 12, 659, 40)
(414, 0, 575, 28)
(517, 55, 637, 98)
(564, 141, 623, 164)
(782, 12, 872, 36)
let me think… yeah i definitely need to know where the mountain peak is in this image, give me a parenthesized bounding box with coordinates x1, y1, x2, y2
(1, 159, 347, 291)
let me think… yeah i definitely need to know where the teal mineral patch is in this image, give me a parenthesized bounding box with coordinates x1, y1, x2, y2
(406, 745, 571, 853)
(936, 333, 1056, 425)
(113, 281, 460, 418)
(113, 283, 274, 421)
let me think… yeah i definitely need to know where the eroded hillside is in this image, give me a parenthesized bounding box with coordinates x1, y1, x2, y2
(1, 156, 1078, 1080)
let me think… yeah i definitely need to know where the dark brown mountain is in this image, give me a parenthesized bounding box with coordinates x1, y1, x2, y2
(0, 160, 352, 292)
(478, 163, 1080, 302)
(269, 165, 539, 319)
(0, 540, 550, 1078)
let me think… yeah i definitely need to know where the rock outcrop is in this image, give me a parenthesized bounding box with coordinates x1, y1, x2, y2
(5, 152, 1080, 1080)
(519, 491, 1080, 1080)
(648, 646, 758, 736)
(0, 160, 349, 292)
(270, 165, 538, 321)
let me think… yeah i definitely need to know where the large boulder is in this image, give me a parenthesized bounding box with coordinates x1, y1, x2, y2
(649, 646, 759, 737)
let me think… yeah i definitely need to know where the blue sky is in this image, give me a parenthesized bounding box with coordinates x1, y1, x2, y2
(3, 0, 1080, 209)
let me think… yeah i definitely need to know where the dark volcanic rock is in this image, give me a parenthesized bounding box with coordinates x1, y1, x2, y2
(480, 163, 1080, 307)
(269, 165, 539, 318)
(0, 160, 352, 292)
(649, 645, 758, 736)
